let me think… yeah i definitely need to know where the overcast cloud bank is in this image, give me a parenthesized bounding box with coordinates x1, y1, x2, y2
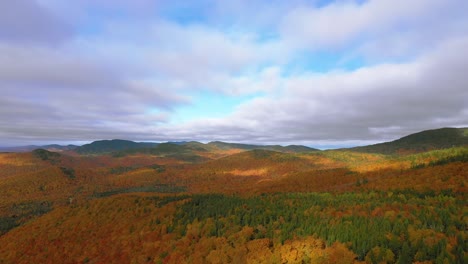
(1, 0, 467, 147)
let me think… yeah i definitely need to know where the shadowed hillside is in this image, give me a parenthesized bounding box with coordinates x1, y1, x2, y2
(75, 139, 159, 154)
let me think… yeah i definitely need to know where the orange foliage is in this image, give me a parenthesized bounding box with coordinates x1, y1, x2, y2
(0, 193, 360, 264)
(0, 146, 466, 263)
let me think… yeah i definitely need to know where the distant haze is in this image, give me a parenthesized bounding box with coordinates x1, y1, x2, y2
(1, 0, 467, 147)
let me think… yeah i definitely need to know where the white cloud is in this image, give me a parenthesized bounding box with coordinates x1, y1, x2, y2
(0, 0, 73, 45)
(280, 0, 461, 51)
(159, 36, 468, 144)
(1, 0, 467, 146)
(145, 21, 286, 91)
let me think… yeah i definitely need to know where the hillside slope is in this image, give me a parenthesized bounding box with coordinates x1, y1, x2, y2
(74, 139, 317, 156)
(207, 141, 318, 153)
(350, 127, 468, 154)
(75, 139, 159, 154)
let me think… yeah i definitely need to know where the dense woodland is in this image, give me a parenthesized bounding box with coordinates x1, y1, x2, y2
(0, 128, 467, 263)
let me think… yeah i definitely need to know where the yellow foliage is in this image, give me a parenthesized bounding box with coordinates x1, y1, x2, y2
(226, 168, 269, 177)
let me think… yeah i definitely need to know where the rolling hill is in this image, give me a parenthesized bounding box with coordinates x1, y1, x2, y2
(350, 127, 468, 154)
(74, 139, 318, 158)
(207, 141, 319, 153)
(75, 139, 159, 154)
(112, 142, 210, 162)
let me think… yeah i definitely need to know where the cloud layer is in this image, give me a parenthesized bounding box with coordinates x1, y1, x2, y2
(1, 0, 467, 147)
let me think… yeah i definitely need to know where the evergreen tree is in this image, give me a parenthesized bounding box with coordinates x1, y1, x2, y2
(396, 242, 412, 264)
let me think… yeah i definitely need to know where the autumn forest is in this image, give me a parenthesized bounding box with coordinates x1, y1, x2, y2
(0, 128, 467, 263)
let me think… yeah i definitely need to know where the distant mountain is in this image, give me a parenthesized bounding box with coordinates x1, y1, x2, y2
(116, 142, 205, 155)
(207, 141, 318, 153)
(106, 140, 316, 162)
(0, 144, 77, 153)
(75, 139, 159, 154)
(282, 145, 319, 153)
(350, 127, 468, 154)
(115, 141, 318, 156)
(207, 141, 265, 150)
(167, 141, 189, 145)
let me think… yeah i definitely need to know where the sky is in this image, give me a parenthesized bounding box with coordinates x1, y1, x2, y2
(1, 0, 467, 148)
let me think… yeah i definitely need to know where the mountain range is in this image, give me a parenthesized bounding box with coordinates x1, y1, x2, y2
(2, 127, 466, 156)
